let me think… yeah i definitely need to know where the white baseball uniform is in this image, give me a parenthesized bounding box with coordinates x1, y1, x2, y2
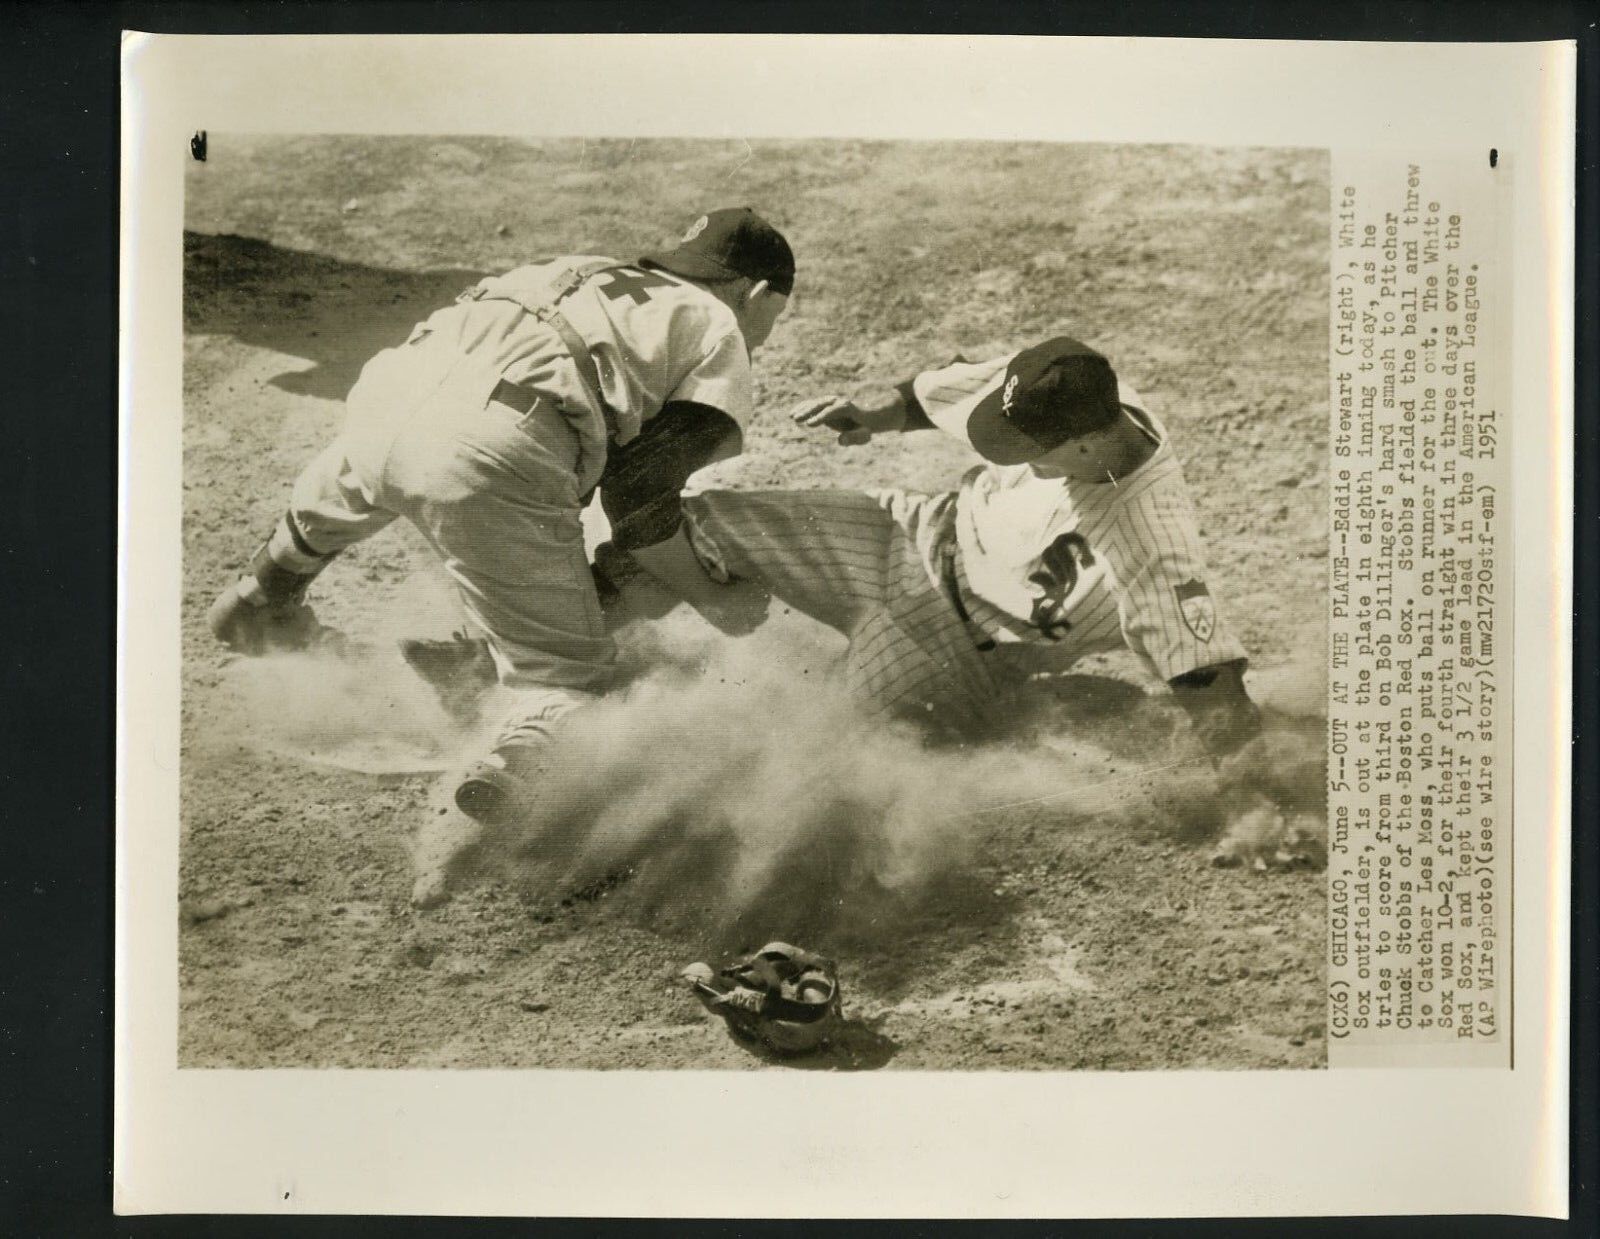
(683, 350, 1246, 726)
(275, 256, 754, 746)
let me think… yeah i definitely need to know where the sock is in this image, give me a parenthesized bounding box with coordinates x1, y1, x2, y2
(246, 512, 337, 605)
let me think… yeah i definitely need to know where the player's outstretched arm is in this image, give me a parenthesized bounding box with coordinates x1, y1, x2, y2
(790, 386, 927, 446)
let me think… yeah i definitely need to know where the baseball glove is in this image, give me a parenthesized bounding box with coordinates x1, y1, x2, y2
(681, 942, 842, 1056)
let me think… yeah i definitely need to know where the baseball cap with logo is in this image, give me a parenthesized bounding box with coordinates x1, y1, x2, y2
(639, 207, 795, 295)
(966, 336, 1123, 465)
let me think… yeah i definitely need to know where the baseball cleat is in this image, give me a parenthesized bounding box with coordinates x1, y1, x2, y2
(207, 578, 337, 655)
(399, 631, 497, 721)
(453, 749, 541, 826)
(453, 761, 520, 825)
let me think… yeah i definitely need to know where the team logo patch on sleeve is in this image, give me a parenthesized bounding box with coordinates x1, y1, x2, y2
(1175, 579, 1216, 641)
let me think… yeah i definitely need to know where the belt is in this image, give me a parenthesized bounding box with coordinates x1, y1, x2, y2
(481, 321, 619, 442)
(490, 377, 542, 415)
(491, 371, 621, 458)
(489, 372, 609, 496)
(938, 541, 997, 653)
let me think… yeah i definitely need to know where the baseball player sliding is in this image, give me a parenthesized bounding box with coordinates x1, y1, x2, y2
(674, 337, 1263, 754)
(207, 208, 794, 831)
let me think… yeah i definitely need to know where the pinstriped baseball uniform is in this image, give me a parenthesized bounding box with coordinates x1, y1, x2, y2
(683, 350, 1246, 724)
(684, 486, 1024, 725)
(918, 353, 1246, 681)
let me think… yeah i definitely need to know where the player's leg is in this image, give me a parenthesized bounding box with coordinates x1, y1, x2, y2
(207, 439, 398, 654)
(438, 514, 610, 832)
(680, 488, 901, 634)
(205, 339, 450, 655)
(382, 392, 615, 827)
(684, 485, 1021, 730)
(843, 499, 1023, 732)
(846, 615, 1007, 729)
(401, 503, 611, 907)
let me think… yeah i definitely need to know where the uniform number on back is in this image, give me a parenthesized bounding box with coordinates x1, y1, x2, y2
(598, 267, 676, 305)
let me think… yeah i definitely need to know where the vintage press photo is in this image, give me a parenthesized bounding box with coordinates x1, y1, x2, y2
(118, 35, 1572, 1218)
(178, 135, 1331, 1072)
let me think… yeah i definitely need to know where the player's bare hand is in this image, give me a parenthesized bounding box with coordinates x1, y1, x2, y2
(790, 395, 894, 446)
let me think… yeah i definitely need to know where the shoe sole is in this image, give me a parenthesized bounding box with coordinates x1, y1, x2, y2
(399, 638, 495, 679)
(454, 768, 525, 826)
(400, 639, 498, 722)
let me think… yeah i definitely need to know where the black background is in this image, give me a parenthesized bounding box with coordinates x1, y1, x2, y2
(1, 1, 1594, 1235)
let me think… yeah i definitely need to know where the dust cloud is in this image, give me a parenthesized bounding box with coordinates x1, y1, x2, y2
(208, 598, 1328, 936)
(476, 619, 1099, 941)
(211, 644, 471, 775)
(202, 572, 485, 775)
(459, 617, 1329, 941)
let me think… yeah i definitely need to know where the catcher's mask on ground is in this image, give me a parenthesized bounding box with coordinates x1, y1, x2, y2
(682, 941, 841, 1056)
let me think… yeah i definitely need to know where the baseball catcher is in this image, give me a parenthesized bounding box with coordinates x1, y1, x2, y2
(206, 208, 793, 832)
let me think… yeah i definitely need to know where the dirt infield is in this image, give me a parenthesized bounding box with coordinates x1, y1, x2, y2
(179, 137, 1329, 1070)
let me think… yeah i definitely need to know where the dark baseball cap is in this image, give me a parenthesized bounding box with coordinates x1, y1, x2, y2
(967, 337, 1123, 465)
(639, 207, 795, 296)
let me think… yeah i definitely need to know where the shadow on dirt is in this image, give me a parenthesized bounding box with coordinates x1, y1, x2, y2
(184, 231, 486, 401)
(714, 1013, 901, 1071)
(1016, 672, 1154, 728)
(997, 671, 1187, 763)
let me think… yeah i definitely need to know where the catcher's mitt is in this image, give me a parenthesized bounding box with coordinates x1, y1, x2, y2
(681, 942, 842, 1056)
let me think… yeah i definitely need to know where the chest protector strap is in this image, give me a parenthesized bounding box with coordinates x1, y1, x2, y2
(457, 260, 636, 444)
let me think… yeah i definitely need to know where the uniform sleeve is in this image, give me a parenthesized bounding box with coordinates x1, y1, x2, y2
(665, 325, 754, 431)
(1099, 468, 1248, 682)
(894, 353, 974, 431)
(892, 377, 935, 431)
(598, 401, 743, 550)
(909, 354, 1012, 447)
